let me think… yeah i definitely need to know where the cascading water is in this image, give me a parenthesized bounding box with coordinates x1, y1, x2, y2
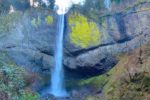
(104, 0, 113, 37)
(49, 0, 110, 97)
(49, 0, 85, 97)
(104, 0, 111, 11)
(50, 14, 67, 97)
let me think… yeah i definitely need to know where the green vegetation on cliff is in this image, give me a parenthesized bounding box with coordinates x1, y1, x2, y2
(31, 16, 42, 27)
(0, 12, 21, 34)
(31, 14, 53, 27)
(103, 49, 150, 100)
(69, 12, 101, 48)
(79, 43, 150, 100)
(45, 15, 53, 25)
(0, 51, 40, 100)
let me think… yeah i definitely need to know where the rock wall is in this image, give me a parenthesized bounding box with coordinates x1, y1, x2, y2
(0, 8, 58, 85)
(64, 1, 150, 75)
(0, 0, 149, 81)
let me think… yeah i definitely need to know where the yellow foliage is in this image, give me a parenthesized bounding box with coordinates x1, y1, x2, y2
(69, 12, 101, 48)
(45, 15, 53, 25)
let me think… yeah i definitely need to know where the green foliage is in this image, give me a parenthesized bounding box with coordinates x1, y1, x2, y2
(69, 12, 101, 48)
(143, 76, 150, 89)
(0, 51, 40, 100)
(103, 53, 150, 100)
(0, 64, 26, 89)
(37, 16, 41, 26)
(19, 90, 40, 100)
(45, 15, 53, 25)
(0, 12, 21, 34)
(79, 43, 150, 99)
(0, 59, 25, 99)
(86, 96, 100, 100)
(31, 18, 36, 27)
(78, 75, 108, 89)
(86, 95, 102, 100)
(31, 16, 41, 27)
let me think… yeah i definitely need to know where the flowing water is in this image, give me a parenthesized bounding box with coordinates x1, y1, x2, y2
(49, 0, 111, 97)
(50, 14, 67, 97)
(104, 0, 111, 11)
(49, 0, 86, 97)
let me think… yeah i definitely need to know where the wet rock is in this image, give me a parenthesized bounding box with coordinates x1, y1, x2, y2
(63, 1, 150, 74)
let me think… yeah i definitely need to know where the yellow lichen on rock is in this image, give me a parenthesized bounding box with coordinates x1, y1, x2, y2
(69, 12, 101, 48)
(45, 15, 53, 25)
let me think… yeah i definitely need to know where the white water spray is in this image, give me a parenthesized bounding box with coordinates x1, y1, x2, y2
(55, 0, 85, 14)
(104, 0, 111, 11)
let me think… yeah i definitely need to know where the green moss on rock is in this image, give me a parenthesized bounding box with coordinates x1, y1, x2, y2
(31, 16, 41, 27)
(45, 15, 53, 25)
(78, 75, 108, 89)
(69, 12, 101, 48)
(0, 12, 21, 34)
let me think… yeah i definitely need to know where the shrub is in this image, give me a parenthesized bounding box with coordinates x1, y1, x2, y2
(0, 51, 40, 100)
(19, 90, 40, 100)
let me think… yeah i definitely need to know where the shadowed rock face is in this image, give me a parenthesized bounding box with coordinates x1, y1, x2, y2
(114, 12, 130, 43)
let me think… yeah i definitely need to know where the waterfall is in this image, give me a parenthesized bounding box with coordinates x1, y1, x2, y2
(50, 14, 67, 97)
(49, 0, 86, 97)
(104, 0, 111, 11)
